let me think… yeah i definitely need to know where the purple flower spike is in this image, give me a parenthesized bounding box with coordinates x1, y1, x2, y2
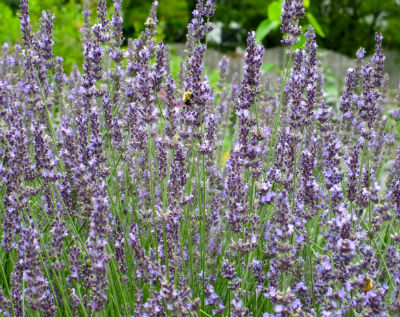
(280, 0, 305, 46)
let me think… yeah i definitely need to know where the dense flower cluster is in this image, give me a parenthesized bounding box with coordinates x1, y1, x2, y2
(0, 0, 399, 316)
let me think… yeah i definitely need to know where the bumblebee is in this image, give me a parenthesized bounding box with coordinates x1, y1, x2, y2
(363, 276, 373, 293)
(182, 91, 194, 106)
(145, 17, 155, 28)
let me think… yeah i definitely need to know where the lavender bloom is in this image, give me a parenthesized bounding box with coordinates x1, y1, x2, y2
(356, 36, 385, 129)
(339, 68, 357, 115)
(303, 26, 319, 125)
(128, 0, 158, 73)
(280, 0, 305, 46)
(386, 147, 400, 216)
(1, 105, 36, 252)
(151, 42, 166, 92)
(18, 0, 33, 49)
(248, 259, 266, 288)
(81, 0, 92, 45)
(199, 113, 218, 155)
(0, 291, 11, 317)
(88, 107, 109, 180)
(30, 10, 56, 99)
(169, 144, 188, 202)
(222, 259, 236, 281)
(19, 221, 57, 315)
(298, 147, 322, 218)
(263, 287, 315, 317)
(108, 0, 124, 102)
(390, 82, 400, 121)
(93, 0, 110, 43)
(323, 137, 344, 211)
(264, 191, 296, 288)
(235, 32, 264, 114)
(136, 47, 158, 123)
(129, 225, 163, 285)
(125, 101, 147, 151)
(372, 33, 385, 89)
(32, 121, 58, 182)
(0, 43, 19, 83)
(235, 32, 264, 151)
(85, 181, 111, 312)
(346, 145, 361, 202)
(204, 283, 220, 307)
(36, 11, 55, 70)
(189, 1, 207, 39)
(103, 93, 123, 149)
(231, 292, 252, 317)
(81, 40, 103, 111)
(225, 148, 248, 233)
(181, 44, 211, 132)
(50, 215, 68, 270)
(114, 222, 128, 278)
(103, 91, 113, 133)
(54, 56, 66, 87)
(164, 74, 179, 140)
(156, 138, 168, 179)
(288, 49, 306, 128)
(185, 0, 209, 54)
(68, 245, 82, 282)
(203, 0, 217, 18)
(138, 291, 167, 317)
(358, 63, 379, 128)
(160, 278, 194, 316)
(16, 1, 42, 108)
(110, 0, 124, 63)
(259, 179, 275, 205)
(57, 118, 91, 217)
(217, 56, 230, 91)
(356, 48, 366, 60)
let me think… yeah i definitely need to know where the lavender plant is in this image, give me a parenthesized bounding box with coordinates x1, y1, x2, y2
(0, 0, 399, 316)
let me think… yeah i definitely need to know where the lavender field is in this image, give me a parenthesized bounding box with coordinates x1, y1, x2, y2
(0, 0, 400, 316)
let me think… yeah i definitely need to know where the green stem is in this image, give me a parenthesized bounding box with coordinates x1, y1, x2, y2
(147, 125, 159, 261)
(266, 45, 295, 170)
(306, 222, 316, 309)
(0, 254, 15, 317)
(200, 151, 207, 316)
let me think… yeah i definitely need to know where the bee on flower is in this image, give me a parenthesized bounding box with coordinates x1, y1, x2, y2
(363, 276, 373, 293)
(145, 17, 156, 28)
(182, 91, 194, 106)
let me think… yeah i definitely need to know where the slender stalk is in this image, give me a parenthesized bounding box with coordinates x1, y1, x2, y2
(0, 254, 15, 317)
(147, 125, 159, 261)
(266, 45, 295, 170)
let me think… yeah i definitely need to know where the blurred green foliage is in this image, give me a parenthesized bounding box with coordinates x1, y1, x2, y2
(215, 0, 400, 56)
(1, 0, 400, 71)
(2, 0, 85, 72)
(0, 0, 189, 72)
(307, 0, 400, 56)
(255, 0, 325, 50)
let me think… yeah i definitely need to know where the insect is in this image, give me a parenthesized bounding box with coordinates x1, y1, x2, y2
(182, 91, 194, 106)
(363, 276, 373, 293)
(145, 17, 155, 28)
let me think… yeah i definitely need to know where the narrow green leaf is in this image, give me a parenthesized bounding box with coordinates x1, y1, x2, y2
(267, 1, 282, 22)
(294, 33, 307, 49)
(261, 63, 278, 73)
(255, 19, 280, 43)
(306, 12, 326, 37)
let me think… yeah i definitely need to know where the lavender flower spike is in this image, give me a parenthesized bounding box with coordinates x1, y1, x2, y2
(280, 0, 305, 46)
